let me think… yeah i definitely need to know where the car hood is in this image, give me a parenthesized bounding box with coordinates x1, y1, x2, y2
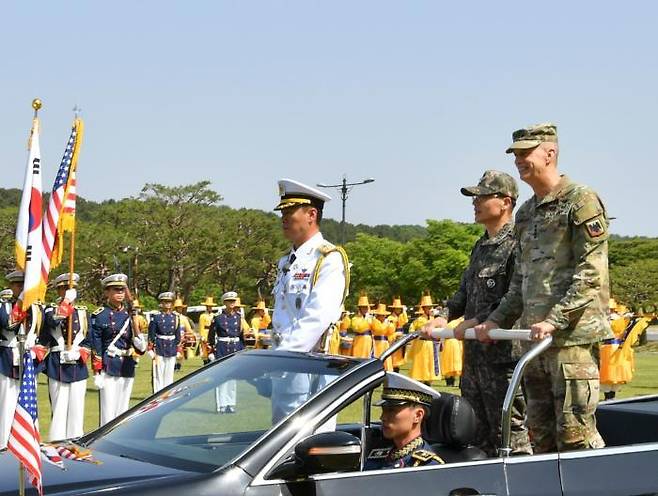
(0, 445, 196, 496)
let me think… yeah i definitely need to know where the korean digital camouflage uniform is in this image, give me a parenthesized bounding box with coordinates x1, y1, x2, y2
(448, 170, 531, 456)
(488, 123, 613, 453)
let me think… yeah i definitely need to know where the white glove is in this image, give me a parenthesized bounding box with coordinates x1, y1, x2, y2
(147, 349, 156, 359)
(93, 373, 105, 390)
(133, 335, 147, 353)
(64, 288, 77, 304)
(208, 353, 215, 361)
(67, 348, 81, 361)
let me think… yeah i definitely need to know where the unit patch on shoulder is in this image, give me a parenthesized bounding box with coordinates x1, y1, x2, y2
(585, 218, 606, 238)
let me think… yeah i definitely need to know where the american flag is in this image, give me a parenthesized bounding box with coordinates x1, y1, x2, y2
(8, 351, 43, 496)
(41, 118, 84, 288)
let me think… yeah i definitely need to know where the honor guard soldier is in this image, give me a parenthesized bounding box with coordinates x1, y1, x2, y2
(208, 291, 247, 413)
(270, 179, 349, 423)
(0, 270, 43, 448)
(37, 273, 91, 441)
(365, 374, 444, 470)
(148, 292, 183, 393)
(371, 303, 395, 370)
(476, 123, 613, 453)
(91, 274, 147, 426)
(408, 292, 440, 386)
(198, 296, 216, 364)
(351, 293, 373, 358)
(388, 297, 408, 372)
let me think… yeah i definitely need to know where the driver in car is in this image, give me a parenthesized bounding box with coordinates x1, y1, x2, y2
(365, 376, 444, 470)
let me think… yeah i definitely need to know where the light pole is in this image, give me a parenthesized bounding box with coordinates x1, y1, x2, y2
(317, 176, 375, 245)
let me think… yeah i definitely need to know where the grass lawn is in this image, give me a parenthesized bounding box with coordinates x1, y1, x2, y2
(34, 349, 658, 439)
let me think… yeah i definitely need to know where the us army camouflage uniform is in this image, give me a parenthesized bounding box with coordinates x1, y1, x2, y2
(488, 175, 613, 453)
(448, 221, 531, 456)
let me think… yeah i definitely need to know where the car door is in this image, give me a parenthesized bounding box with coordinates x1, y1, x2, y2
(503, 453, 562, 496)
(559, 443, 658, 496)
(247, 458, 507, 496)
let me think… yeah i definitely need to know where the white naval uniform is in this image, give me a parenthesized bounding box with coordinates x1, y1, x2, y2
(270, 232, 346, 424)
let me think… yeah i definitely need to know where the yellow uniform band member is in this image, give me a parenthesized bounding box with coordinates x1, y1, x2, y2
(370, 303, 395, 370)
(351, 293, 373, 358)
(407, 293, 440, 385)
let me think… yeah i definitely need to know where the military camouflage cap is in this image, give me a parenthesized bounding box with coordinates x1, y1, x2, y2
(461, 170, 519, 200)
(506, 122, 558, 153)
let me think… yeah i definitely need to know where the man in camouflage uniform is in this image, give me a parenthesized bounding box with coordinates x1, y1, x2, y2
(476, 123, 613, 453)
(421, 170, 531, 456)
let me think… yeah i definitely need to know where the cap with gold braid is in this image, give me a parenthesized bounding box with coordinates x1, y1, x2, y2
(274, 178, 332, 211)
(5, 270, 25, 283)
(158, 292, 175, 302)
(101, 273, 128, 288)
(374, 374, 435, 408)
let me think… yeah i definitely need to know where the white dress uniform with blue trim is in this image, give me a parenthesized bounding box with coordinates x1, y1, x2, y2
(148, 292, 182, 394)
(91, 274, 148, 426)
(38, 273, 91, 441)
(270, 179, 350, 423)
(0, 270, 41, 449)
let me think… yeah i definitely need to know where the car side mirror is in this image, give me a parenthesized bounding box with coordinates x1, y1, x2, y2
(267, 431, 361, 480)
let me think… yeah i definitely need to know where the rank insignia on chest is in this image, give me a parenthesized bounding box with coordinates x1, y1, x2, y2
(293, 271, 311, 280)
(585, 218, 605, 238)
(367, 448, 389, 460)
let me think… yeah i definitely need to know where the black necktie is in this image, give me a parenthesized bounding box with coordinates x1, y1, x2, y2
(283, 253, 296, 273)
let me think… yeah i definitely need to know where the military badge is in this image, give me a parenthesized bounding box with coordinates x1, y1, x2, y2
(486, 278, 496, 288)
(585, 218, 605, 238)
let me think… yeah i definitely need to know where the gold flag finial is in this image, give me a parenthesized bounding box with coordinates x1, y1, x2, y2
(32, 98, 42, 111)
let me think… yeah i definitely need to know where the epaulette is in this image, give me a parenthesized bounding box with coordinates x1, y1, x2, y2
(411, 450, 445, 465)
(92, 307, 104, 316)
(318, 242, 337, 256)
(366, 448, 389, 460)
(75, 305, 88, 311)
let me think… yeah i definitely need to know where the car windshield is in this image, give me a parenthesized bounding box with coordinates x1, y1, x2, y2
(85, 351, 362, 472)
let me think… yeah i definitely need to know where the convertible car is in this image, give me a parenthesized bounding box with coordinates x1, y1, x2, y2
(1, 333, 657, 496)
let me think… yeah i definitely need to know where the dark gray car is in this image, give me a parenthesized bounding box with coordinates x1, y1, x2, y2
(1, 343, 658, 495)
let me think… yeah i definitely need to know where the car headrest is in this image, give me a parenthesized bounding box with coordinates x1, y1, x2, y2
(422, 393, 477, 448)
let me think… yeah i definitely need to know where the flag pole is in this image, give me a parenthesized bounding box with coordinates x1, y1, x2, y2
(66, 108, 82, 349)
(17, 97, 41, 496)
(66, 221, 76, 349)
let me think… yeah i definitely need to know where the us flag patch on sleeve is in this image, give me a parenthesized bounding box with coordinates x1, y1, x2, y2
(585, 218, 605, 237)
